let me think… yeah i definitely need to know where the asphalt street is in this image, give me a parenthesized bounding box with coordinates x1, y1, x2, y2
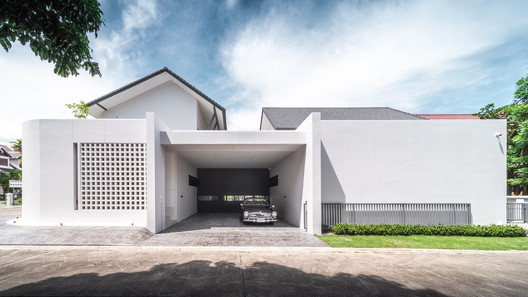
(0, 246, 527, 296)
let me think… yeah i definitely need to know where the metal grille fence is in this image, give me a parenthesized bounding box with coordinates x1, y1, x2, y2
(322, 203, 472, 227)
(507, 203, 527, 222)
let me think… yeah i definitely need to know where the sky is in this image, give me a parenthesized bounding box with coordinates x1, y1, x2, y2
(1, 0, 528, 144)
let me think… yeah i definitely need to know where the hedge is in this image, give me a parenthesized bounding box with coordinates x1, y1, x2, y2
(331, 223, 527, 237)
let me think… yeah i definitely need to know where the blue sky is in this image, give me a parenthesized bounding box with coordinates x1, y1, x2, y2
(1, 0, 528, 143)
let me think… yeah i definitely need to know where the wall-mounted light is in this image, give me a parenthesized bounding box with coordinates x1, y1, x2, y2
(495, 132, 502, 137)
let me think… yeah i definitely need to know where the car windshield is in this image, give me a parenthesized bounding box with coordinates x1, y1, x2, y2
(243, 198, 269, 207)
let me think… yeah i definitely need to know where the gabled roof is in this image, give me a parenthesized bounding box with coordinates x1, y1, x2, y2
(261, 107, 426, 130)
(86, 67, 227, 129)
(416, 114, 480, 120)
(0, 145, 20, 159)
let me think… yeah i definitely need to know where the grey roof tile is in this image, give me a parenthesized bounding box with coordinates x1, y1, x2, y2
(262, 107, 426, 129)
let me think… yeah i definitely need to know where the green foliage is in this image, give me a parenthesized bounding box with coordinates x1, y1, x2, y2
(10, 139, 21, 150)
(0, 0, 104, 77)
(332, 223, 527, 237)
(9, 169, 21, 181)
(66, 101, 90, 119)
(0, 171, 9, 193)
(317, 234, 528, 250)
(514, 74, 528, 104)
(474, 73, 528, 188)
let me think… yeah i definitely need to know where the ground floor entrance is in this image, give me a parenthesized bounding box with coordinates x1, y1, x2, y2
(197, 168, 272, 213)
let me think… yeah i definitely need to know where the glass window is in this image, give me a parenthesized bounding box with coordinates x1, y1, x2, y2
(197, 195, 218, 201)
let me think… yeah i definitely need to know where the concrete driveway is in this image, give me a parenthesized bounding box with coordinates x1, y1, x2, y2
(0, 209, 327, 247)
(0, 246, 527, 296)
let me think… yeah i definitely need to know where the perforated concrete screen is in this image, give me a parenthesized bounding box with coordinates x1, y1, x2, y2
(78, 143, 147, 210)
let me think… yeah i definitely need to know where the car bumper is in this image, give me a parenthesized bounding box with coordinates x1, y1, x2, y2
(243, 216, 277, 223)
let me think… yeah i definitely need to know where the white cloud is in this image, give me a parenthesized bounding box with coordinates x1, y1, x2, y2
(0, 45, 113, 144)
(221, 0, 528, 130)
(93, 0, 161, 81)
(0, 0, 162, 144)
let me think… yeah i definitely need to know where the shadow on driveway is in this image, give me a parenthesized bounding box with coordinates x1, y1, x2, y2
(0, 260, 446, 297)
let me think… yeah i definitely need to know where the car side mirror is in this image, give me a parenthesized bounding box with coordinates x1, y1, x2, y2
(271, 205, 275, 210)
(240, 203, 244, 208)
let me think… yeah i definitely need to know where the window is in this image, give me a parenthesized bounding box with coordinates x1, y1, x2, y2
(198, 195, 218, 201)
(224, 195, 269, 201)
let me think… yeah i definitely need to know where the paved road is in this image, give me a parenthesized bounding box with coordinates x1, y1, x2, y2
(0, 246, 526, 296)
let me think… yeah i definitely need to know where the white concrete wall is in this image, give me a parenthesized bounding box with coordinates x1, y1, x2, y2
(320, 119, 507, 225)
(146, 113, 169, 233)
(104, 82, 198, 130)
(197, 107, 208, 130)
(296, 113, 322, 234)
(175, 154, 197, 220)
(164, 152, 197, 223)
(270, 147, 306, 227)
(260, 114, 274, 130)
(22, 119, 147, 227)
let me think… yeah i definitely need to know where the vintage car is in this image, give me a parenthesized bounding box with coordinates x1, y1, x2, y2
(240, 197, 277, 224)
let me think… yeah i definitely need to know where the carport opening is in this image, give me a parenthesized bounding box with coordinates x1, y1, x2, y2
(195, 168, 275, 213)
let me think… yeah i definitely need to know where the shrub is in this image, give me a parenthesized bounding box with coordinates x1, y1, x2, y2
(331, 223, 527, 237)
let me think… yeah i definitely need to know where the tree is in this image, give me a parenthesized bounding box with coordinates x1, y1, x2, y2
(0, 171, 9, 195)
(514, 73, 528, 104)
(475, 74, 528, 194)
(66, 101, 90, 119)
(0, 0, 104, 77)
(9, 169, 21, 181)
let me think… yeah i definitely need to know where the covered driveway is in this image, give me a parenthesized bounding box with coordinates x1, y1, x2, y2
(142, 213, 328, 247)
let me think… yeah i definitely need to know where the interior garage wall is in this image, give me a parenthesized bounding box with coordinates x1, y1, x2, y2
(270, 147, 306, 227)
(320, 119, 507, 225)
(197, 168, 270, 195)
(176, 154, 197, 220)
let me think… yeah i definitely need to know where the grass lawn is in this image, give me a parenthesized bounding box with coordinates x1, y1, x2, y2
(0, 200, 22, 205)
(317, 234, 528, 250)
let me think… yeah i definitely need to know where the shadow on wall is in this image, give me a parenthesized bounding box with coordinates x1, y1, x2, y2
(321, 143, 346, 203)
(0, 260, 447, 296)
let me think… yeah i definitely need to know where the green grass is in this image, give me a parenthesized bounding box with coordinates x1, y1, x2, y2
(0, 200, 22, 205)
(317, 234, 528, 250)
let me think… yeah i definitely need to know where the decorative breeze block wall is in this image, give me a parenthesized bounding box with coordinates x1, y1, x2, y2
(79, 143, 147, 210)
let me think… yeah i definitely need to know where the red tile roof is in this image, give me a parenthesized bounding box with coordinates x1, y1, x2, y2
(415, 114, 480, 120)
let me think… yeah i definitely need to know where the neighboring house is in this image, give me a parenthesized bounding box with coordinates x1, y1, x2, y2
(415, 114, 480, 120)
(0, 144, 21, 172)
(22, 67, 507, 234)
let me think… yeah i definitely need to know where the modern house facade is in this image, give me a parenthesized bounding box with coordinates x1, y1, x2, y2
(22, 68, 507, 234)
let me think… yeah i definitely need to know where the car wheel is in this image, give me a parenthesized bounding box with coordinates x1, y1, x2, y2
(269, 222, 274, 225)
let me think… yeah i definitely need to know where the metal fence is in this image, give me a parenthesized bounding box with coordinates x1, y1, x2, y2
(507, 203, 527, 223)
(322, 203, 472, 227)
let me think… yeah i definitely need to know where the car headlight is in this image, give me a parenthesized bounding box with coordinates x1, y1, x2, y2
(243, 211, 249, 218)
(271, 211, 277, 219)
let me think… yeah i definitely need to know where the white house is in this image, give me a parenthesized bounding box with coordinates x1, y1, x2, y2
(22, 67, 507, 234)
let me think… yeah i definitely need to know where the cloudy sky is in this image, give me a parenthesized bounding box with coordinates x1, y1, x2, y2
(1, 0, 528, 144)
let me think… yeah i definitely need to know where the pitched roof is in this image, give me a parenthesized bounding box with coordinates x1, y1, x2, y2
(416, 114, 480, 120)
(261, 107, 426, 130)
(86, 67, 227, 129)
(0, 145, 20, 159)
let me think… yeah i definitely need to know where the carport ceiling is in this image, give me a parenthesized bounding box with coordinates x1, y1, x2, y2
(165, 144, 304, 168)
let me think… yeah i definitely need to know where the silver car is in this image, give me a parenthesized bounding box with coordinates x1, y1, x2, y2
(240, 197, 277, 225)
